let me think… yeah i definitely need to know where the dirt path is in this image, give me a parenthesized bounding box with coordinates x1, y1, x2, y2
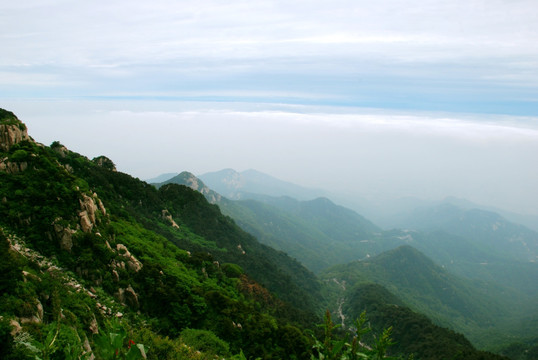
(332, 278, 347, 329)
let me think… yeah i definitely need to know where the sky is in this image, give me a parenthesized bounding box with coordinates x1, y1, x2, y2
(1, 0, 538, 215)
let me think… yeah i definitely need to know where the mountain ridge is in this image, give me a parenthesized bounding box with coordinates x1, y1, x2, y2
(2, 108, 533, 359)
(321, 244, 529, 347)
(0, 109, 324, 359)
(199, 168, 328, 201)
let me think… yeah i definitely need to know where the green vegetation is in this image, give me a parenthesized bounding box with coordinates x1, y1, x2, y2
(0, 109, 529, 359)
(157, 175, 393, 273)
(159, 171, 538, 354)
(0, 110, 324, 359)
(344, 283, 508, 359)
(0, 109, 26, 130)
(311, 310, 402, 360)
(321, 246, 526, 349)
(94, 319, 148, 360)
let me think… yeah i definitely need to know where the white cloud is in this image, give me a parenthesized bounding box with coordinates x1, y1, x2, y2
(5, 98, 538, 215)
(2, 1, 538, 213)
(2, 0, 537, 69)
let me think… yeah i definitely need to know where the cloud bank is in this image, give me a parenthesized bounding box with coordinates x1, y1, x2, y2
(7, 99, 538, 215)
(2, 1, 537, 215)
(1, 0, 537, 114)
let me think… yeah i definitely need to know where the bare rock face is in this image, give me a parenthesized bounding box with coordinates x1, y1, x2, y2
(124, 285, 140, 309)
(9, 319, 22, 336)
(98, 198, 107, 216)
(36, 300, 44, 322)
(162, 209, 180, 229)
(53, 218, 76, 251)
(179, 172, 222, 204)
(20, 305, 42, 325)
(78, 193, 105, 233)
(115, 287, 125, 304)
(112, 269, 120, 282)
(0, 158, 28, 174)
(89, 317, 99, 335)
(79, 212, 93, 233)
(116, 244, 143, 272)
(0, 121, 30, 152)
(115, 285, 140, 309)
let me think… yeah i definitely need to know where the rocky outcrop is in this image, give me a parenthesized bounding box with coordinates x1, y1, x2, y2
(0, 158, 28, 173)
(53, 218, 77, 251)
(9, 319, 22, 336)
(98, 198, 107, 216)
(162, 209, 180, 229)
(78, 193, 107, 233)
(89, 317, 99, 335)
(79, 194, 98, 233)
(112, 269, 120, 282)
(51, 143, 69, 158)
(116, 244, 143, 272)
(92, 156, 116, 172)
(178, 171, 222, 204)
(20, 299, 44, 325)
(0, 119, 29, 152)
(116, 285, 140, 309)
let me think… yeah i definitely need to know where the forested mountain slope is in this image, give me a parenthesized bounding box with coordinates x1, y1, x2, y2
(156, 173, 400, 273)
(393, 203, 538, 263)
(199, 168, 328, 201)
(321, 245, 531, 349)
(1, 108, 527, 359)
(344, 283, 508, 360)
(0, 109, 321, 359)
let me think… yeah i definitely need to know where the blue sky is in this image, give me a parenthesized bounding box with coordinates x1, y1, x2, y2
(2, 0, 538, 215)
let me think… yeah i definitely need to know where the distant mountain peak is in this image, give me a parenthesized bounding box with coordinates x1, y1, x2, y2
(155, 171, 222, 204)
(199, 168, 327, 201)
(145, 172, 178, 184)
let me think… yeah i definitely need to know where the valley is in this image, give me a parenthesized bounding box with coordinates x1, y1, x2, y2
(1, 109, 537, 359)
(157, 166, 538, 358)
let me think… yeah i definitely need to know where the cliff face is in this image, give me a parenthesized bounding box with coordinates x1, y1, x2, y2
(0, 110, 30, 152)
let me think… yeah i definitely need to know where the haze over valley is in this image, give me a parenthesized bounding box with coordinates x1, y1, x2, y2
(2, 0, 538, 359)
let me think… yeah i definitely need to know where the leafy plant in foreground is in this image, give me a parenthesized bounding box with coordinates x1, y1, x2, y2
(94, 319, 148, 360)
(311, 310, 404, 360)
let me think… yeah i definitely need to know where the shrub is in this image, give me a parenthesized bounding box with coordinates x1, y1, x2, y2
(180, 328, 230, 357)
(221, 263, 243, 278)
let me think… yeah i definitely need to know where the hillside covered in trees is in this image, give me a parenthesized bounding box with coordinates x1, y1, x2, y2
(0, 108, 525, 359)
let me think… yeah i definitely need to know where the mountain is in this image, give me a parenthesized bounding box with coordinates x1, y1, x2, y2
(419, 196, 538, 233)
(199, 168, 328, 201)
(344, 283, 508, 360)
(370, 201, 538, 302)
(0, 109, 322, 359)
(321, 245, 527, 348)
(145, 172, 177, 184)
(155, 173, 396, 272)
(380, 228, 538, 300)
(1, 108, 529, 359)
(219, 196, 390, 272)
(393, 203, 538, 263)
(157, 172, 538, 314)
(368, 195, 538, 232)
(156, 171, 223, 204)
